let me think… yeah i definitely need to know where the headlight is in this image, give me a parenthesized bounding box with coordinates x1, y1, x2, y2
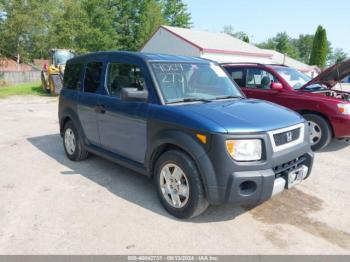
(226, 139, 262, 161)
(338, 103, 350, 115)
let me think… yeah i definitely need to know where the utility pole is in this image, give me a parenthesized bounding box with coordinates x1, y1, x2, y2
(17, 53, 20, 71)
(16, 39, 20, 71)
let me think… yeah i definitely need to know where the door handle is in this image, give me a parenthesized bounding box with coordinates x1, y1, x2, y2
(95, 105, 106, 114)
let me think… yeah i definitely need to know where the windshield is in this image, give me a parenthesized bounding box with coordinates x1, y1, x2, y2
(151, 62, 243, 103)
(53, 50, 75, 65)
(273, 67, 311, 90)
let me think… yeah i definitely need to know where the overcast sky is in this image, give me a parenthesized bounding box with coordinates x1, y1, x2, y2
(183, 0, 349, 54)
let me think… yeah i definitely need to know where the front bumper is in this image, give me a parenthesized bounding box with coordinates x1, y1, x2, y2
(221, 152, 313, 205)
(330, 115, 350, 138)
(197, 123, 314, 205)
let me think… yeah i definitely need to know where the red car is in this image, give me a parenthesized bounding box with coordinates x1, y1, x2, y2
(223, 59, 350, 150)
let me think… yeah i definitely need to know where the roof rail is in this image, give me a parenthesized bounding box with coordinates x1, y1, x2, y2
(266, 64, 289, 67)
(220, 62, 265, 66)
(220, 62, 291, 68)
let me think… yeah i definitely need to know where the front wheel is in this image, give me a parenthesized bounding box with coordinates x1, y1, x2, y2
(303, 114, 332, 151)
(154, 150, 209, 219)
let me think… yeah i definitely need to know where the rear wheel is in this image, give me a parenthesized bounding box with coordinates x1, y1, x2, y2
(63, 121, 89, 161)
(49, 74, 63, 95)
(154, 150, 209, 219)
(303, 114, 332, 151)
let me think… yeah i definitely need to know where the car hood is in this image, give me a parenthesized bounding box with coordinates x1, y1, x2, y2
(179, 99, 304, 133)
(302, 58, 350, 89)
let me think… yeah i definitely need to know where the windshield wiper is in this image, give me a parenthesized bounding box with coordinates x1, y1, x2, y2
(167, 97, 214, 104)
(213, 95, 244, 100)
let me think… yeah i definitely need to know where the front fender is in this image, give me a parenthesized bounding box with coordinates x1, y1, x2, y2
(146, 130, 220, 203)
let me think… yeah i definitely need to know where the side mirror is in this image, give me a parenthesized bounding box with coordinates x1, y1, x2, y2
(121, 88, 148, 102)
(271, 82, 283, 90)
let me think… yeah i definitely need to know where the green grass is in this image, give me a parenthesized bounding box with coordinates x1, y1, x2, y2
(0, 82, 47, 98)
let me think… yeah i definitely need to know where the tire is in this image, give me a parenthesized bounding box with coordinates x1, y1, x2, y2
(303, 114, 332, 151)
(49, 74, 63, 95)
(63, 120, 89, 161)
(154, 150, 209, 219)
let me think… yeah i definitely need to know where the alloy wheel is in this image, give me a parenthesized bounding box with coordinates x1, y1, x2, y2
(159, 163, 190, 208)
(64, 128, 76, 155)
(308, 121, 322, 146)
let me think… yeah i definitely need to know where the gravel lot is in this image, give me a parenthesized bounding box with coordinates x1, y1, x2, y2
(0, 96, 350, 255)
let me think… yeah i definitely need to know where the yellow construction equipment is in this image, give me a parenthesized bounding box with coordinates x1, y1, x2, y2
(41, 49, 75, 95)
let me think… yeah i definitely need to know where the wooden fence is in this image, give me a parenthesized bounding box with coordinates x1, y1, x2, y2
(0, 71, 41, 86)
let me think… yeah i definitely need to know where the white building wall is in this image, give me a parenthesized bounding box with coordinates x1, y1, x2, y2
(141, 28, 201, 57)
(201, 52, 272, 64)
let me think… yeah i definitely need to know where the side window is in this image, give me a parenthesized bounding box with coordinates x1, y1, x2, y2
(246, 69, 276, 89)
(106, 63, 145, 98)
(230, 69, 244, 87)
(84, 62, 103, 93)
(63, 64, 83, 89)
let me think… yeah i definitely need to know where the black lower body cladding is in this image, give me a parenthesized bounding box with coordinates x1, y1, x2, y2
(195, 131, 314, 205)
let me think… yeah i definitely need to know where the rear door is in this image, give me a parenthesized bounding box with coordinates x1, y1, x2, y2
(225, 67, 249, 94)
(77, 61, 104, 146)
(60, 63, 83, 116)
(97, 60, 149, 164)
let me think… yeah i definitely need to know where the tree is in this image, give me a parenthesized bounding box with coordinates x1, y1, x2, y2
(274, 33, 299, 59)
(242, 35, 250, 43)
(161, 0, 191, 28)
(48, 0, 88, 52)
(136, 0, 165, 49)
(258, 30, 338, 66)
(0, 10, 6, 21)
(256, 32, 299, 60)
(115, 0, 140, 51)
(80, 0, 120, 51)
(0, 0, 194, 59)
(328, 48, 348, 65)
(48, 0, 120, 53)
(256, 38, 276, 50)
(115, 0, 164, 51)
(309, 25, 328, 68)
(0, 0, 56, 61)
(0, 6, 5, 60)
(223, 25, 250, 42)
(294, 34, 314, 64)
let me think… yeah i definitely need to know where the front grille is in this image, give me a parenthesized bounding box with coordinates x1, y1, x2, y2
(273, 128, 300, 146)
(273, 155, 306, 178)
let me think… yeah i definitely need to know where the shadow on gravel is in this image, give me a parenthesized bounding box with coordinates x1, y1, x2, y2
(250, 188, 350, 249)
(319, 139, 350, 153)
(27, 134, 245, 223)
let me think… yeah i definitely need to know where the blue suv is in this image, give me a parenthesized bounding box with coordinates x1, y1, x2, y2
(59, 52, 314, 218)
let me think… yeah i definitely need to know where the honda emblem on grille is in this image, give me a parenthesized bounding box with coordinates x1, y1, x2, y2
(286, 131, 293, 142)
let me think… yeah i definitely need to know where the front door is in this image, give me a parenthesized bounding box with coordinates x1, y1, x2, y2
(242, 68, 282, 104)
(97, 61, 149, 164)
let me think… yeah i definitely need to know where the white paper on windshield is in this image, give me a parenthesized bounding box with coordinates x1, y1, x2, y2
(210, 63, 227, 77)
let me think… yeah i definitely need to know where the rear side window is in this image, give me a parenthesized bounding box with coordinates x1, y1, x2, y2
(63, 64, 83, 89)
(106, 63, 145, 98)
(84, 62, 103, 93)
(230, 69, 245, 87)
